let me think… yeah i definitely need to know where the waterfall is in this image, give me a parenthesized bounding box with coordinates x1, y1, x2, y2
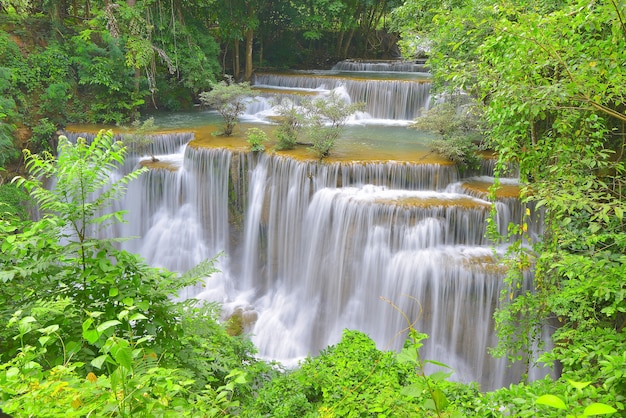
(241, 165, 521, 389)
(331, 59, 430, 73)
(62, 62, 550, 392)
(252, 73, 431, 120)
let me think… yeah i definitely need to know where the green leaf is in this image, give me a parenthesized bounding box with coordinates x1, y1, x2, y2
(397, 347, 418, 364)
(432, 389, 449, 410)
(109, 287, 119, 297)
(83, 329, 100, 344)
(536, 394, 567, 410)
(91, 354, 108, 369)
(96, 320, 121, 333)
(112, 346, 133, 369)
(128, 313, 148, 321)
(424, 359, 452, 369)
(400, 383, 422, 398)
(568, 380, 592, 390)
(583, 403, 617, 415)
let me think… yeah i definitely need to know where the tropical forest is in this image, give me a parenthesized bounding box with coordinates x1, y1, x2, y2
(0, 0, 625, 416)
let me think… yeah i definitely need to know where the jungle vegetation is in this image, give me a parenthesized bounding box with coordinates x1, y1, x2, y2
(1, 0, 625, 416)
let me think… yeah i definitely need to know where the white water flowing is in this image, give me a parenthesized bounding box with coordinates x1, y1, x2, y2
(64, 63, 551, 391)
(331, 59, 429, 73)
(252, 73, 431, 121)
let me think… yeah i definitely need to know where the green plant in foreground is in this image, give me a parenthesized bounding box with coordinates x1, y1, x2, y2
(536, 380, 617, 418)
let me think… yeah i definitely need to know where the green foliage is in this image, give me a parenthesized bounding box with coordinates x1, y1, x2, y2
(246, 324, 482, 417)
(482, 376, 621, 418)
(29, 117, 56, 153)
(0, 56, 19, 166)
(411, 98, 483, 172)
(273, 99, 304, 150)
(199, 78, 255, 136)
(302, 91, 365, 159)
(246, 127, 268, 152)
(0, 183, 32, 222)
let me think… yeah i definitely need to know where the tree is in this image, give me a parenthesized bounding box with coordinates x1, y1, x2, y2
(274, 98, 305, 150)
(411, 96, 484, 172)
(199, 78, 255, 136)
(302, 91, 364, 159)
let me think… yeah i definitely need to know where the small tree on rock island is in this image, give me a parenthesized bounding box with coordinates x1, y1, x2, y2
(199, 77, 255, 136)
(302, 91, 365, 159)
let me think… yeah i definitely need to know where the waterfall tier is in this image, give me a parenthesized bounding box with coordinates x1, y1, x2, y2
(331, 59, 429, 73)
(252, 73, 431, 121)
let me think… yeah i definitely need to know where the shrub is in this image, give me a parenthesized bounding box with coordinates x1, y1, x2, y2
(199, 77, 255, 136)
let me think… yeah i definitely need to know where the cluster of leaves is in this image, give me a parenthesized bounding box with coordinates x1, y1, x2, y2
(411, 95, 485, 172)
(246, 127, 268, 152)
(199, 78, 255, 136)
(243, 329, 482, 417)
(302, 91, 365, 159)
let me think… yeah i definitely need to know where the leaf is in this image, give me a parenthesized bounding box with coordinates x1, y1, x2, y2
(83, 329, 100, 344)
(111, 345, 133, 369)
(429, 370, 453, 382)
(128, 313, 148, 321)
(583, 403, 617, 415)
(432, 389, 449, 410)
(568, 380, 592, 390)
(109, 287, 119, 297)
(96, 320, 121, 333)
(400, 383, 423, 398)
(425, 359, 452, 369)
(397, 347, 418, 364)
(536, 394, 567, 410)
(38, 324, 60, 335)
(91, 354, 108, 369)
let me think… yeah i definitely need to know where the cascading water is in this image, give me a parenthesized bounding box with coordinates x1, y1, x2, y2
(251, 70, 431, 121)
(67, 61, 549, 391)
(331, 59, 429, 73)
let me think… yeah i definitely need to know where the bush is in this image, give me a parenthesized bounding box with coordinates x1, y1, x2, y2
(412, 98, 484, 172)
(298, 91, 364, 159)
(246, 127, 268, 152)
(199, 77, 255, 136)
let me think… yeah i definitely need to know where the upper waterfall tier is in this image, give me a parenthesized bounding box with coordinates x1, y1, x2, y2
(331, 59, 429, 73)
(252, 72, 431, 121)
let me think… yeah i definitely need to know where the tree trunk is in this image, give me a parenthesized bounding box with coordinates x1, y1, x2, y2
(233, 40, 240, 80)
(342, 29, 355, 59)
(244, 2, 254, 81)
(336, 31, 344, 57)
(245, 28, 253, 81)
